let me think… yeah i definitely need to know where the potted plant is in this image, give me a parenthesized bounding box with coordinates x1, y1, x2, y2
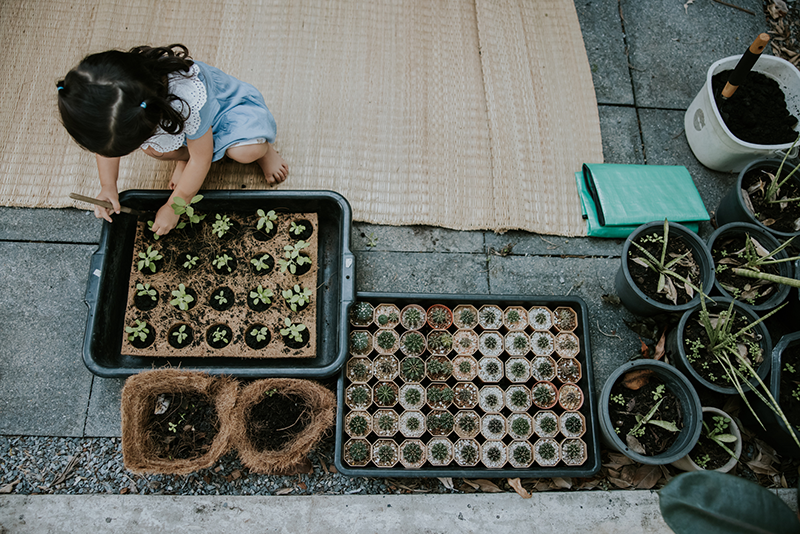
(670, 407, 741, 473)
(453, 382, 479, 409)
(667, 296, 776, 395)
(400, 331, 426, 357)
(534, 410, 559, 438)
(530, 331, 555, 357)
(555, 332, 580, 359)
(503, 306, 528, 330)
(558, 383, 584, 411)
(374, 303, 400, 328)
(209, 287, 234, 312)
(560, 411, 586, 438)
(556, 358, 582, 383)
(716, 155, 800, 241)
(478, 331, 504, 357)
(453, 305, 479, 329)
(478, 385, 505, 413)
(616, 220, 715, 316)
(399, 383, 425, 411)
(452, 355, 478, 381)
(599, 359, 702, 465)
(478, 305, 503, 330)
(427, 330, 453, 356)
(534, 438, 560, 467)
(453, 438, 481, 467)
(454, 410, 481, 439)
(373, 381, 399, 408)
(561, 438, 588, 466)
(508, 413, 533, 440)
(400, 304, 426, 330)
(427, 437, 454, 466)
(426, 304, 453, 329)
(120, 369, 237, 475)
(453, 329, 479, 355)
(505, 385, 533, 412)
(372, 409, 399, 438)
(346, 357, 372, 383)
(206, 324, 233, 349)
(426, 383, 455, 410)
(477, 356, 503, 382)
(531, 381, 558, 410)
(505, 357, 531, 383)
(345, 384, 372, 410)
(167, 324, 193, 349)
(553, 307, 578, 332)
(288, 219, 313, 240)
(399, 411, 425, 438)
(528, 306, 553, 331)
(426, 410, 454, 436)
(349, 301, 374, 327)
(345, 410, 372, 438)
(508, 441, 534, 468)
(343, 439, 371, 467)
(399, 439, 426, 469)
(399, 355, 426, 382)
(245, 324, 271, 350)
(709, 223, 798, 311)
(372, 439, 399, 468)
(505, 331, 530, 356)
(349, 331, 373, 357)
(531, 355, 557, 382)
(426, 353, 453, 381)
(481, 440, 507, 468)
(481, 413, 507, 440)
(232, 378, 335, 474)
(373, 329, 400, 355)
(372, 354, 400, 381)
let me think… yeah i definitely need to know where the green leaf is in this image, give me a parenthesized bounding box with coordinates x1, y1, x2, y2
(649, 419, 679, 432)
(191, 194, 203, 203)
(715, 434, 738, 443)
(659, 471, 800, 534)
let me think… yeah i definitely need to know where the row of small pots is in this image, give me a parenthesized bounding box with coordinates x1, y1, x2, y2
(350, 302, 578, 333)
(344, 435, 588, 469)
(350, 328, 581, 359)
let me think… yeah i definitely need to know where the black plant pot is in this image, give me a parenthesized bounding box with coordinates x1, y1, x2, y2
(615, 221, 715, 316)
(716, 158, 800, 242)
(707, 222, 793, 312)
(598, 359, 702, 465)
(667, 298, 772, 395)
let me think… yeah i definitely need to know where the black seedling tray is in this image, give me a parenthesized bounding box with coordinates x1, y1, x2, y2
(334, 292, 601, 478)
(82, 190, 354, 378)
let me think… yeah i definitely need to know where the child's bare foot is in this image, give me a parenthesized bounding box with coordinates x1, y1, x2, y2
(257, 143, 289, 185)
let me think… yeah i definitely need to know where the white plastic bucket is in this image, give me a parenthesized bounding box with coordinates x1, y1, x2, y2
(684, 54, 800, 173)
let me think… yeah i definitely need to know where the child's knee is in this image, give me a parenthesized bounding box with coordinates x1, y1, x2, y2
(226, 141, 268, 164)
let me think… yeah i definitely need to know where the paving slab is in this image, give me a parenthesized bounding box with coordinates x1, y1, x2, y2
(353, 251, 489, 294)
(621, 0, 767, 109)
(351, 223, 484, 253)
(0, 207, 101, 244)
(84, 378, 125, 438)
(0, 242, 95, 436)
(574, 0, 635, 105)
(598, 104, 645, 166)
(487, 254, 639, 393)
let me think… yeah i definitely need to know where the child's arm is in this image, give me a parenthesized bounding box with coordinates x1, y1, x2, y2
(95, 155, 121, 223)
(151, 128, 214, 236)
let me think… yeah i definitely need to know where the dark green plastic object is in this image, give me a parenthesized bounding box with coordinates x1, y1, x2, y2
(575, 163, 710, 238)
(659, 471, 800, 534)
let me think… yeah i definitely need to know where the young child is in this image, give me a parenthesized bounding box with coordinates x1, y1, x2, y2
(57, 44, 288, 235)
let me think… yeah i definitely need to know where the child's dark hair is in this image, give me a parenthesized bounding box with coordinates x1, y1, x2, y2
(57, 44, 194, 157)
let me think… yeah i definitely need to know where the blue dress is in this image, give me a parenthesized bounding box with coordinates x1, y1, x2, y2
(141, 61, 277, 161)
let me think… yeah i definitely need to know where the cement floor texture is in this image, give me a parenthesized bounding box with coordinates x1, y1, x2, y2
(2, 1, 799, 533)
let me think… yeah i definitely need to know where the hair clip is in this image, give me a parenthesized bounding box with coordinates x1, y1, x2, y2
(140, 101, 147, 109)
(56, 86, 64, 92)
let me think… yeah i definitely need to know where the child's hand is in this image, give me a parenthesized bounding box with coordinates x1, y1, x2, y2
(94, 188, 120, 223)
(151, 203, 181, 236)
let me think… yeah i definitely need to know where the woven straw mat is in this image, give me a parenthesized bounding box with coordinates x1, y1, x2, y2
(0, 0, 602, 236)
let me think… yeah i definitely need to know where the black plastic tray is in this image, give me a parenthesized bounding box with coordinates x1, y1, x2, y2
(82, 189, 354, 378)
(334, 292, 601, 478)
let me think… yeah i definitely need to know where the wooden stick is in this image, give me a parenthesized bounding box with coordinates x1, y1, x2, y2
(721, 34, 770, 99)
(69, 193, 142, 215)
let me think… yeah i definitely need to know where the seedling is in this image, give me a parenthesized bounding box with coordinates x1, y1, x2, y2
(136, 283, 157, 301)
(170, 284, 194, 311)
(278, 241, 311, 274)
(171, 194, 205, 227)
(289, 221, 307, 236)
(171, 325, 189, 344)
(698, 415, 738, 460)
(249, 326, 270, 343)
(213, 290, 228, 306)
(250, 284, 273, 306)
(146, 220, 160, 240)
(282, 284, 312, 312)
(759, 134, 800, 212)
(211, 327, 229, 345)
(627, 396, 679, 438)
(137, 246, 163, 273)
(182, 254, 199, 270)
(125, 320, 149, 342)
(610, 393, 625, 405)
(256, 209, 278, 232)
(279, 318, 306, 343)
(212, 253, 233, 273)
(211, 213, 232, 238)
(250, 254, 272, 273)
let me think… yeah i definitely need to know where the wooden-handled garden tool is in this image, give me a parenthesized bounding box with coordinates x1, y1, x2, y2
(721, 33, 770, 99)
(69, 192, 145, 216)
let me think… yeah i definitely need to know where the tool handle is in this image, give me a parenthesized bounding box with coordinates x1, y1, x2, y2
(69, 192, 136, 214)
(722, 33, 770, 98)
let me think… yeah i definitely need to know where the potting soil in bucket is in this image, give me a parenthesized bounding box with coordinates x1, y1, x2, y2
(685, 54, 800, 173)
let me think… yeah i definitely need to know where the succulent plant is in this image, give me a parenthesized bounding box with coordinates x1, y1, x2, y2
(403, 307, 423, 328)
(533, 384, 555, 406)
(485, 393, 500, 408)
(539, 415, 557, 435)
(403, 442, 423, 463)
(537, 360, 553, 377)
(512, 445, 532, 465)
(484, 336, 498, 350)
(564, 414, 583, 434)
(402, 332, 425, 355)
(560, 336, 578, 351)
(428, 332, 453, 352)
(350, 332, 370, 353)
(487, 418, 504, 434)
(427, 412, 454, 433)
(401, 356, 425, 381)
(485, 361, 500, 375)
(349, 441, 368, 462)
(376, 331, 397, 350)
(351, 302, 373, 323)
(427, 386, 454, 404)
(406, 415, 421, 431)
(376, 358, 396, 376)
(512, 335, 528, 351)
(427, 357, 453, 378)
(563, 441, 584, 461)
(459, 308, 476, 325)
(404, 388, 421, 405)
(509, 389, 529, 408)
(377, 444, 395, 463)
(350, 362, 369, 381)
(348, 415, 369, 435)
(460, 444, 478, 464)
(377, 314, 390, 326)
(511, 417, 531, 436)
(538, 442, 557, 461)
(377, 414, 396, 431)
(459, 336, 473, 348)
(557, 309, 576, 329)
(536, 335, 552, 350)
(458, 414, 478, 433)
(428, 307, 450, 327)
(481, 309, 497, 325)
(456, 387, 475, 404)
(533, 311, 549, 325)
(350, 386, 369, 406)
(458, 360, 473, 374)
(509, 361, 527, 378)
(430, 442, 450, 462)
(375, 384, 397, 405)
(507, 309, 521, 323)
(486, 445, 502, 463)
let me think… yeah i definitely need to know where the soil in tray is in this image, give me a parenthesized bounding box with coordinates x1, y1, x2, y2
(627, 231, 702, 305)
(741, 168, 800, 235)
(609, 377, 683, 457)
(712, 70, 798, 145)
(145, 392, 219, 460)
(711, 232, 782, 306)
(779, 343, 800, 431)
(246, 392, 310, 451)
(123, 210, 319, 359)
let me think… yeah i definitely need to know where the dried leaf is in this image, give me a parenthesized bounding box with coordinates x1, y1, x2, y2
(275, 487, 294, 495)
(653, 329, 666, 361)
(437, 477, 454, 490)
(0, 479, 20, 494)
(601, 293, 621, 306)
(466, 479, 503, 493)
(608, 476, 631, 489)
(154, 394, 170, 415)
(741, 188, 756, 215)
(683, 279, 694, 299)
(640, 337, 650, 358)
(604, 452, 636, 468)
(632, 257, 651, 269)
(771, 0, 789, 18)
(632, 465, 662, 489)
(626, 434, 646, 455)
(621, 369, 653, 390)
(762, 218, 776, 227)
(794, 217, 800, 232)
(662, 276, 678, 305)
(551, 477, 572, 490)
(750, 237, 771, 257)
(508, 478, 532, 498)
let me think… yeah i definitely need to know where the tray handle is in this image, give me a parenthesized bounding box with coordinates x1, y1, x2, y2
(85, 248, 104, 305)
